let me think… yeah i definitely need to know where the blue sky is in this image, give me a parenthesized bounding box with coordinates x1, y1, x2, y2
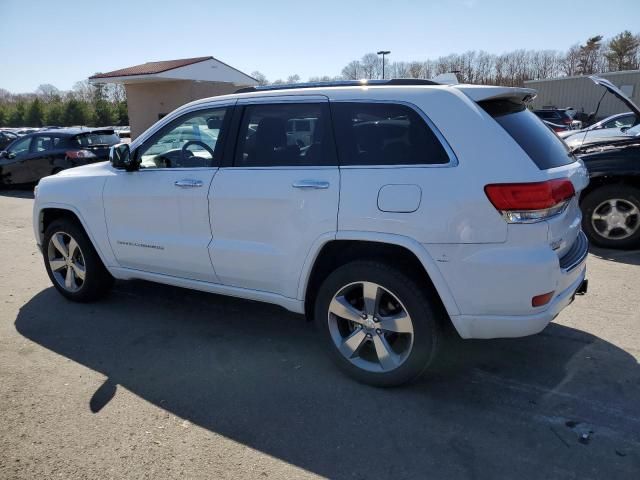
(2, 0, 639, 92)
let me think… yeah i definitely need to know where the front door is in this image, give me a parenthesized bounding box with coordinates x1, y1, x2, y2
(1, 136, 34, 184)
(209, 97, 340, 298)
(103, 104, 232, 282)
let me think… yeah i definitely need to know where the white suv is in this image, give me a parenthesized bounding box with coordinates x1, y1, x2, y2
(33, 79, 589, 386)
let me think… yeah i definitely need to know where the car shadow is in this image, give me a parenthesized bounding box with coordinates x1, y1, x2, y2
(589, 246, 640, 266)
(15, 283, 640, 479)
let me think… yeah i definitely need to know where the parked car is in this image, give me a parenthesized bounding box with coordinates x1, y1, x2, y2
(533, 108, 582, 130)
(544, 120, 571, 133)
(577, 134, 640, 249)
(570, 77, 640, 249)
(114, 126, 131, 139)
(0, 128, 120, 186)
(14, 128, 40, 136)
(0, 130, 18, 150)
(563, 113, 639, 149)
(33, 79, 589, 386)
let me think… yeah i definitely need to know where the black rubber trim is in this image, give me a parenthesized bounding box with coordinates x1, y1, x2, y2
(559, 230, 589, 271)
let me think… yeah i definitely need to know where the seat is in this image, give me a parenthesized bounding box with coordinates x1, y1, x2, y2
(250, 117, 299, 165)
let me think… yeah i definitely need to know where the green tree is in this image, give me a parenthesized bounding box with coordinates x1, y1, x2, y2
(578, 35, 603, 74)
(8, 102, 26, 127)
(63, 99, 92, 126)
(0, 105, 7, 126)
(94, 99, 116, 126)
(605, 31, 640, 71)
(45, 101, 65, 126)
(116, 101, 129, 126)
(25, 98, 45, 127)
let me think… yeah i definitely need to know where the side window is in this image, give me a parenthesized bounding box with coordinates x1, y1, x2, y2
(33, 136, 53, 152)
(138, 107, 228, 169)
(331, 102, 450, 166)
(235, 103, 336, 167)
(7, 136, 31, 158)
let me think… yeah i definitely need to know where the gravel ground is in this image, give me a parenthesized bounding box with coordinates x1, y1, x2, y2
(0, 189, 639, 480)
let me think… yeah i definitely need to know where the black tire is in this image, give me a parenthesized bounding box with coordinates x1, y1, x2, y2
(581, 185, 640, 249)
(314, 260, 443, 387)
(43, 218, 114, 302)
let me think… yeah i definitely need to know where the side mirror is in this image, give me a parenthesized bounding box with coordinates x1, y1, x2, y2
(109, 143, 138, 171)
(620, 126, 630, 133)
(0, 151, 6, 159)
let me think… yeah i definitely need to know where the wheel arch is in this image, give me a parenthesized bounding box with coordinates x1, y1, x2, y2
(300, 232, 460, 322)
(37, 203, 112, 268)
(580, 173, 640, 201)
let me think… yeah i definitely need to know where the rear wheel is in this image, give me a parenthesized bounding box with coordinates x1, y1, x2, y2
(581, 185, 640, 249)
(43, 218, 114, 302)
(315, 261, 442, 387)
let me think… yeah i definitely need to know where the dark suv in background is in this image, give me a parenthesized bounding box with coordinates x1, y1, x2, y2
(0, 128, 120, 186)
(0, 130, 18, 150)
(533, 108, 580, 129)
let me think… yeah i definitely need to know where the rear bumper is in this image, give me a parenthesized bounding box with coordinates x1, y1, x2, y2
(429, 231, 589, 339)
(449, 266, 586, 339)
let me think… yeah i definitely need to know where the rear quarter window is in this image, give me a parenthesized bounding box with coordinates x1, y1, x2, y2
(331, 102, 451, 166)
(481, 100, 576, 170)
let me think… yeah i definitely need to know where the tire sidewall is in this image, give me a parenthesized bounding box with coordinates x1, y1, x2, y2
(43, 219, 108, 301)
(314, 261, 439, 387)
(581, 185, 640, 249)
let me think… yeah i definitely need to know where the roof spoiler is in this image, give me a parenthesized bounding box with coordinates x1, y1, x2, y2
(454, 85, 537, 104)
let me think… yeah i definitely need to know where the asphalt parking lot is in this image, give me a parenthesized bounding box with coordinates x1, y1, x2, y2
(0, 189, 639, 480)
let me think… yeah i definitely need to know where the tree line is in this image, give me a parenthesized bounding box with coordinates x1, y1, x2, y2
(2, 30, 638, 128)
(252, 30, 640, 87)
(0, 81, 128, 128)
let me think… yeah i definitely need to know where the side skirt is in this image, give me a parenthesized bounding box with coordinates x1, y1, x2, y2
(108, 267, 305, 314)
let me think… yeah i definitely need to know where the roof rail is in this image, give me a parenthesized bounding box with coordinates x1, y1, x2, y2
(235, 78, 439, 94)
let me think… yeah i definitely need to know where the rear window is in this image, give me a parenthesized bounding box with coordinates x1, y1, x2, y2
(73, 132, 120, 147)
(481, 100, 576, 170)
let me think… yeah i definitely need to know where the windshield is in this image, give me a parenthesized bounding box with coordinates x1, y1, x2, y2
(626, 124, 640, 136)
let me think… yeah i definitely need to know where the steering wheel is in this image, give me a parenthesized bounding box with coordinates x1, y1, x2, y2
(181, 141, 215, 164)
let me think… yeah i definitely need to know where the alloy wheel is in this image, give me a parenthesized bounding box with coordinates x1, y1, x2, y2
(591, 198, 640, 240)
(327, 281, 414, 373)
(47, 231, 86, 293)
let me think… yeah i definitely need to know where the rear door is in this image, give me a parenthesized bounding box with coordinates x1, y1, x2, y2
(27, 134, 58, 180)
(208, 96, 339, 298)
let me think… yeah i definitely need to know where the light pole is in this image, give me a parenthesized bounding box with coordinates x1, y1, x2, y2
(377, 50, 390, 79)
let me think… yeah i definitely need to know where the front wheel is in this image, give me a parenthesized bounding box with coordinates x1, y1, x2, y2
(43, 218, 114, 302)
(315, 261, 443, 387)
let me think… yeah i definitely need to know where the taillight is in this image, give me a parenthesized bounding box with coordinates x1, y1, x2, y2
(485, 179, 575, 223)
(66, 150, 96, 159)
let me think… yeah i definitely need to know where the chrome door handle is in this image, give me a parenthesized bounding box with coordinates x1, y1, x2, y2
(292, 180, 330, 189)
(174, 179, 203, 188)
